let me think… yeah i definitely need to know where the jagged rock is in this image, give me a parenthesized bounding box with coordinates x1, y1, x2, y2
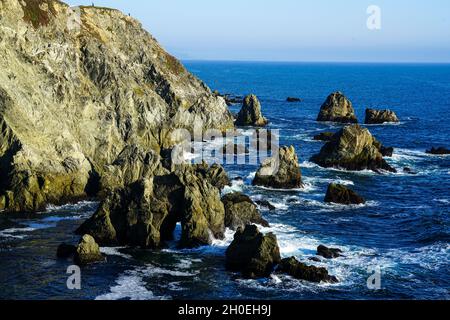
(373, 141, 394, 158)
(286, 97, 301, 103)
(0, 0, 234, 213)
(222, 143, 249, 155)
(255, 200, 276, 211)
(225, 225, 281, 278)
(365, 109, 399, 124)
(317, 92, 358, 123)
(310, 125, 396, 173)
(222, 193, 269, 230)
(235, 95, 268, 127)
(253, 146, 302, 189)
(77, 164, 225, 249)
(74, 234, 105, 265)
(324, 183, 366, 205)
(403, 167, 417, 175)
(278, 257, 338, 283)
(313, 132, 335, 142)
(56, 243, 77, 259)
(317, 245, 343, 259)
(426, 147, 450, 155)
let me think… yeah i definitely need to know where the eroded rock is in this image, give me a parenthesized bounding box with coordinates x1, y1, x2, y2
(278, 257, 338, 283)
(317, 245, 343, 259)
(324, 183, 366, 205)
(317, 92, 358, 123)
(365, 109, 399, 124)
(222, 193, 269, 230)
(74, 234, 105, 265)
(235, 95, 268, 127)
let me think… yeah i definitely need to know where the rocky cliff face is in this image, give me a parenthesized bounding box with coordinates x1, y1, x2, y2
(0, 0, 234, 212)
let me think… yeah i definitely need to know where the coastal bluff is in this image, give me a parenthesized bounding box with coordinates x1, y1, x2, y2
(0, 0, 234, 212)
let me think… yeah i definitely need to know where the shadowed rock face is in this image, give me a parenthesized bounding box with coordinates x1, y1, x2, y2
(365, 109, 399, 124)
(235, 95, 268, 127)
(310, 125, 396, 173)
(317, 92, 358, 124)
(278, 257, 338, 283)
(253, 146, 302, 189)
(426, 147, 450, 155)
(225, 225, 281, 279)
(222, 192, 269, 230)
(324, 183, 366, 205)
(0, 0, 234, 213)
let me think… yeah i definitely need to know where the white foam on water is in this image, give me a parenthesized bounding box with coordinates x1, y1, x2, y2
(222, 179, 244, 195)
(0, 227, 37, 239)
(45, 200, 98, 212)
(175, 258, 202, 269)
(100, 247, 133, 259)
(303, 176, 354, 187)
(433, 198, 449, 204)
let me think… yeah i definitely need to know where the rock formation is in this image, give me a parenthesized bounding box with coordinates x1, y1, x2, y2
(286, 97, 302, 103)
(310, 125, 396, 173)
(324, 183, 366, 205)
(235, 95, 268, 127)
(56, 243, 77, 259)
(221, 192, 269, 230)
(278, 257, 338, 283)
(317, 245, 343, 259)
(255, 200, 276, 211)
(0, 0, 234, 213)
(317, 92, 358, 123)
(74, 234, 105, 265)
(313, 132, 335, 142)
(365, 109, 399, 124)
(225, 225, 281, 279)
(252, 146, 302, 189)
(426, 147, 450, 155)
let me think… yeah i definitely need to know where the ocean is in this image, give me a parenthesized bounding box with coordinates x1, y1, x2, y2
(0, 62, 449, 300)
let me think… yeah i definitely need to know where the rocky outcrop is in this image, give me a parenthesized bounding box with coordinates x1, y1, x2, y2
(324, 183, 366, 205)
(317, 245, 343, 259)
(317, 92, 358, 123)
(74, 234, 105, 265)
(222, 193, 269, 230)
(255, 200, 276, 211)
(286, 97, 301, 103)
(373, 139, 394, 158)
(252, 146, 302, 189)
(426, 147, 450, 155)
(278, 257, 338, 283)
(76, 164, 226, 249)
(313, 132, 335, 142)
(365, 109, 399, 124)
(235, 95, 268, 127)
(310, 125, 396, 173)
(0, 0, 234, 213)
(225, 225, 281, 279)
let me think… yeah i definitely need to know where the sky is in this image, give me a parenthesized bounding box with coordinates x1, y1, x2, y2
(65, 0, 450, 63)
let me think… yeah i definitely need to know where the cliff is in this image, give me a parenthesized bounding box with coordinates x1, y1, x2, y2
(0, 0, 234, 212)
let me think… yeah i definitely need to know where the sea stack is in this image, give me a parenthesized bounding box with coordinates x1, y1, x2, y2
(324, 183, 366, 205)
(310, 125, 396, 173)
(235, 94, 269, 127)
(365, 109, 399, 124)
(252, 146, 302, 189)
(317, 92, 358, 123)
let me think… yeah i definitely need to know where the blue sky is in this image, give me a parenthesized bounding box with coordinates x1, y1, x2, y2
(65, 0, 450, 62)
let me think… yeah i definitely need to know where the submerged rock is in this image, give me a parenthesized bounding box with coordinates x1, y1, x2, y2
(222, 193, 269, 230)
(278, 257, 338, 283)
(235, 95, 268, 127)
(255, 200, 276, 211)
(0, 1, 234, 213)
(253, 146, 302, 189)
(365, 109, 399, 124)
(74, 235, 105, 265)
(286, 97, 302, 103)
(317, 92, 358, 123)
(225, 225, 281, 278)
(310, 125, 396, 173)
(403, 167, 417, 175)
(317, 245, 343, 259)
(324, 183, 366, 205)
(313, 132, 335, 142)
(426, 147, 450, 155)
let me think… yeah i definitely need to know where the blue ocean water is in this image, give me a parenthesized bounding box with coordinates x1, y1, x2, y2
(0, 62, 449, 300)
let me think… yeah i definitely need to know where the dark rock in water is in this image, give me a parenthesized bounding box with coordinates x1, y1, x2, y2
(317, 92, 358, 124)
(317, 245, 343, 259)
(235, 94, 268, 127)
(403, 167, 417, 175)
(253, 146, 302, 189)
(313, 132, 335, 142)
(222, 143, 250, 155)
(309, 257, 322, 263)
(77, 164, 226, 249)
(365, 109, 399, 124)
(373, 139, 394, 157)
(226, 225, 281, 279)
(278, 257, 338, 283)
(222, 193, 269, 230)
(74, 235, 105, 265)
(324, 183, 366, 205)
(286, 97, 302, 103)
(57, 243, 77, 259)
(426, 147, 450, 155)
(310, 125, 396, 173)
(255, 200, 276, 211)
